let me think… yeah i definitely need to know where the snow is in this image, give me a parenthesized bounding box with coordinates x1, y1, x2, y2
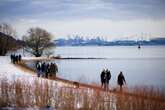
(0, 56, 32, 78)
(22, 56, 53, 61)
(0, 56, 72, 87)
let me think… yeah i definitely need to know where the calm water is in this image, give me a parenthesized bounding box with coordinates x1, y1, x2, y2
(53, 46, 165, 88)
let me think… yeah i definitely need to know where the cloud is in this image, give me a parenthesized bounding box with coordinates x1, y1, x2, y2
(19, 18, 39, 23)
(0, 0, 165, 20)
(11, 18, 165, 40)
(0, 0, 165, 39)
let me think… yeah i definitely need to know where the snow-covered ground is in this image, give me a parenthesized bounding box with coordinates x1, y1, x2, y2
(0, 56, 72, 87)
(0, 56, 32, 79)
(22, 56, 53, 61)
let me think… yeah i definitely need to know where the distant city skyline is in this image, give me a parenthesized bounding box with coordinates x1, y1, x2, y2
(0, 0, 165, 40)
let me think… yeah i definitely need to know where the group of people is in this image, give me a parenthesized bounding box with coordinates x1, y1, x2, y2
(10, 53, 126, 91)
(36, 62, 58, 79)
(101, 69, 126, 91)
(10, 54, 22, 64)
(101, 69, 111, 90)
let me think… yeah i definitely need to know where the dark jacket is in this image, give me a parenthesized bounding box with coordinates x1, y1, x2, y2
(101, 71, 106, 82)
(118, 73, 126, 86)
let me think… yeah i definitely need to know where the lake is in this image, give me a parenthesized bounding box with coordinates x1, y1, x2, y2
(53, 46, 165, 88)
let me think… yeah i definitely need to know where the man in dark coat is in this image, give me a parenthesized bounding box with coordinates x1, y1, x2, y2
(15, 55, 19, 64)
(49, 63, 57, 78)
(53, 63, 58, 78)
(41, 62, 46, 72)
(49, 63, 54, 77)
(36, 62, 42, 77)
(105, 69, 111, 90)
(101, 69, 106, 89)
(45, 63, 50, 78)
(117, 71, 126, 91)
(18, 54, 22, 63)
(10, 54, 14, 63)
(13, 54, 16, 64)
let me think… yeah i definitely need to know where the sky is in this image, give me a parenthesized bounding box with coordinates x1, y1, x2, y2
(0, 0, 165, 40)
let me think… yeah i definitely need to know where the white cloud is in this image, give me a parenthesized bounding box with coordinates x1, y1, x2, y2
(12, 18, 165, 40)
(19, 18, 39, 23)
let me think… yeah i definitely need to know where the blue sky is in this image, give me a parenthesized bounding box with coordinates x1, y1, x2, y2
(0, 0, 165, 40)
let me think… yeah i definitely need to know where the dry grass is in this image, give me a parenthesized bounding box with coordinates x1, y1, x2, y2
(0, 76, 165, 110)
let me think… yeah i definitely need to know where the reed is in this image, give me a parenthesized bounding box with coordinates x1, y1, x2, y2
(0, 76, 164, 110)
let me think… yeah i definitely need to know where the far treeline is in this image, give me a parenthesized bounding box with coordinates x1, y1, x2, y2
(0, 23, 54, 57)
(55, 37, 165, 46)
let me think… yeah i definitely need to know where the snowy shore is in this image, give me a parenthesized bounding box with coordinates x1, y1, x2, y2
(0, 56, 73, 87)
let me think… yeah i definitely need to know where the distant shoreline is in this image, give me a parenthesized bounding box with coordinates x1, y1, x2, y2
(22, 57, 106, 61)
(22, 56, 165, 62)
(55, 44, 165, 47)
(54, 37, 165, 46)
(55, 57, 106, 59)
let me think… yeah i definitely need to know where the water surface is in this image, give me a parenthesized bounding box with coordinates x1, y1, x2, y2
(53, 46, 165, 88)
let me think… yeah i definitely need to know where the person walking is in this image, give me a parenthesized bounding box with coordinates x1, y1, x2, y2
(10, 54, 13, 63)
(15, 55, 19, 63)
(41, 62, 45, 72)
(53, 63, 58, 78)
(101, 69, 106, 89)
(18, 54, 22, 63)
(36, 62, 41, 77)
(13, 54, 16, 64)
(117, 71, 126, 92)
(105, 69, 111, 90)
(45, 63, 50, 78)
(49, 63, 57, 79)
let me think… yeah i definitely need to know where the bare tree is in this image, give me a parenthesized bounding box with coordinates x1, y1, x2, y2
(23, 27, 53, 57)
(0, 23, 16, 37)
(0, 23, 17, 55)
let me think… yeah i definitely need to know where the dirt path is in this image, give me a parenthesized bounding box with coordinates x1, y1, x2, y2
(14, 61, 104, 90)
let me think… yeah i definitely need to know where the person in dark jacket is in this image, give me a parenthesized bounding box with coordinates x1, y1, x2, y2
(15, 55, 18, 64)
(49, 63, 54, 77)
(101, 69, 106, 89)
(41, 62, 46, 72)
(105, 69, 111, 90)
(49, 63, 55, 78)
(13, 54, 16, 64)
(117, 71, 126, 91)
(45, 63, 50, 78)
(10, 54, 12, 62)
(36, 62, 42, 77)
(18, 54, 22, 63)
(53, 63, 58, 78)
